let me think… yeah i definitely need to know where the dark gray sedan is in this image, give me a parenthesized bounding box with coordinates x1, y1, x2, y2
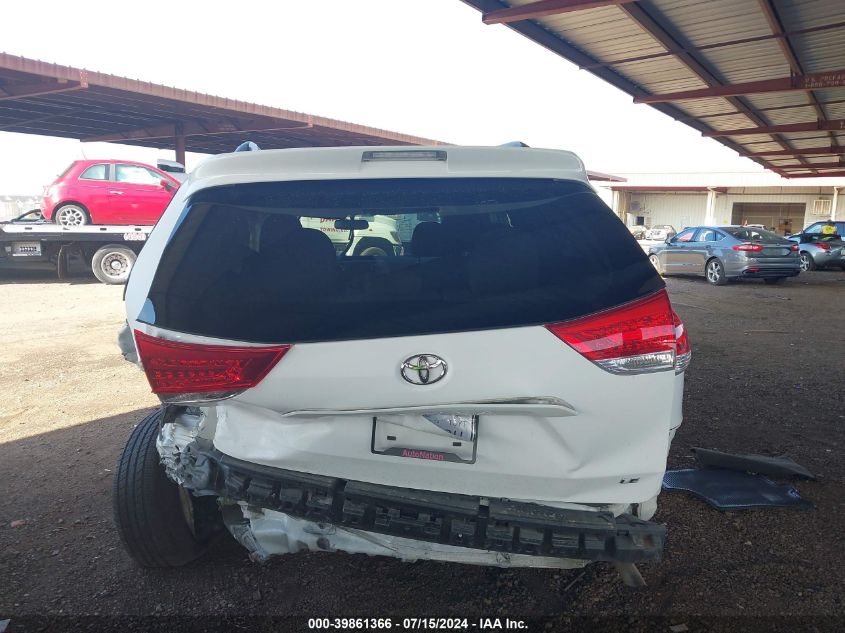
(648, 225, 800, 285)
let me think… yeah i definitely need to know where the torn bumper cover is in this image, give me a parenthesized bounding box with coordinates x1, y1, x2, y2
(174, 443, 666, 565)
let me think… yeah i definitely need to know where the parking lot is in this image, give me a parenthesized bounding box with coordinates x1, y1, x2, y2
(1, 269, 843, 626)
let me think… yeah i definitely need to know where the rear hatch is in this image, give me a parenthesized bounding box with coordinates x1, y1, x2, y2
(131, 176, 684, 505)
(726, 226, 798, 262)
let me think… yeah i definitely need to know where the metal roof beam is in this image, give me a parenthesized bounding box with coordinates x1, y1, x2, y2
(482, 0, 633, 25)
(463, 0, 782, 173)
(704, 120, 845, 137)
(619, 1, 807, 167)
(0, 79, 87, 101)
(748, 146, 845, 157)
(83, 117, 314, 142)
(681, 98, 845, 121)
(635, 70, 845, 103)
(780, 161, 845, 170)
(757, 0, 803, 74)
(781, 170, 845, 178)
(578, 20, 845, 71)
(756, 0, 840, 152)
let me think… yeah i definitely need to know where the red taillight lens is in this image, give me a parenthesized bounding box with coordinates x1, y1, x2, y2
(815, 242, 831, 250)
(732, 243, 763, 252)
(545, 290, 677, 374)
(673, 311, 691, 374)
(134, 330, 290, 400)
(790, 244, 799, 252)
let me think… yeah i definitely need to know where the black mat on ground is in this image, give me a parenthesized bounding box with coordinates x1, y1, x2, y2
(662, 468, 812, 510)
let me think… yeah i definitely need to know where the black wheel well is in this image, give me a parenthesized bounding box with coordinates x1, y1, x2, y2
(55, 200, 90, 213)
(93, 243, 136, 257)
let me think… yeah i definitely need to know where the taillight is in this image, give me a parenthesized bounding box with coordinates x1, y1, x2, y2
(134, 330, 290, 403)
(790, 244, 799, 252)
(545, 290, 680, 375)
(732, 243, 763, 252)
(815, 242, 831, 251)
(673, 311, 691, 374)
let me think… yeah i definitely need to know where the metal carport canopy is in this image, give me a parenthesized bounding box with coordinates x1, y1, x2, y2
(462, 0, 845, 179)
(0, 52, 626, 182)
(0, 52, 442, 164)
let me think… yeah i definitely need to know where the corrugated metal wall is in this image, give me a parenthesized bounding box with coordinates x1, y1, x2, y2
(627, 188, 843, 230)
(627, 193, 708, 230)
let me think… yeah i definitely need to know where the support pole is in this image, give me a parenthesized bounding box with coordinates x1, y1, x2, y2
(833, 187, 840, 222)
(705, 188, 717, 225)
(611, 189, 623, 221)
(174, 123, 186, 166)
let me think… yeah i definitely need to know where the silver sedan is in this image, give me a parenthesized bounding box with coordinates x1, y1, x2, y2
(648, 225, 801, 286)
(786, 233, 845, 271)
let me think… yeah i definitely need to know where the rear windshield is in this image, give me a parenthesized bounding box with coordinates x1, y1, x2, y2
(723, 227, 789, 243)
(142, 178, 662, 343)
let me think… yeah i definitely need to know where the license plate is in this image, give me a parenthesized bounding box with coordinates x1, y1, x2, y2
(371, 414, 478, 464)
(11, 242, 41, 256)
(123, 232, 146, 241)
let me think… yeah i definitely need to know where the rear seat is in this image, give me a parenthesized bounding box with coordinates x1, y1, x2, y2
(201, 214, 339, 339)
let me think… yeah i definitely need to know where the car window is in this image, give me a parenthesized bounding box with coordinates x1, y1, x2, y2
(57, 163, 75, 178)
(695, 229, 716, 242)
(141, 178, 663, 344)
(79, 164, 108, 180)
(806, 222, 841, 237)
(803, 222, 843, 235)
(115, 164, 163, 186)
(674, 228, 696, 242)
(724, 227, 787, 242)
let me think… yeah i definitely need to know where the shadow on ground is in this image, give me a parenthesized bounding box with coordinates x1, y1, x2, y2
(0, 268, 97, 285)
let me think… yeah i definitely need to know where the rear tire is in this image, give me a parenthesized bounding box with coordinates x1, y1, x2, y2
(354, 238, 394, 257)
(648, 254, 664, 276)
(764, 277, 786, 285)
(91, 244, 136, 284)
(54, 204, 90, 226)
(799, 252, 816, 272)
(113, 410, 215, 568)
(705, 258, 727, 286)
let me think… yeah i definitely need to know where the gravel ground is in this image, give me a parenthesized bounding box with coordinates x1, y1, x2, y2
(1, 269, 844, 631)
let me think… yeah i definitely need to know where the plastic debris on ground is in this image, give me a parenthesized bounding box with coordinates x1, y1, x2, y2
(662, 468, 812, 510)
(691, 447, 816, 480)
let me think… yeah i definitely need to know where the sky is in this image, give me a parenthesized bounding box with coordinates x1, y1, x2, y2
(0, 0, 771, 196)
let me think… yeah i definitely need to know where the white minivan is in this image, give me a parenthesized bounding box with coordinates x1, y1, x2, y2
(115, 145, 689, 574)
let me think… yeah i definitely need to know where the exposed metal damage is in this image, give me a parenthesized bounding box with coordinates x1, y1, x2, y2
(155, 406, 666, 569)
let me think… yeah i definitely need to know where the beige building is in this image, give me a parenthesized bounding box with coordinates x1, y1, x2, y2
(603, 173, 844, 235)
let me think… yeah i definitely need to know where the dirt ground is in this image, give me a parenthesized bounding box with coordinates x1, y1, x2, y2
(1, 269, 844, 631)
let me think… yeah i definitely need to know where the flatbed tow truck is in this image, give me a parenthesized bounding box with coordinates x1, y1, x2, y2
(0, 210, 150, 284)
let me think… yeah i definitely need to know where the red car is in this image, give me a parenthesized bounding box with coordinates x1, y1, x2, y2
(42, 159, 180, 226)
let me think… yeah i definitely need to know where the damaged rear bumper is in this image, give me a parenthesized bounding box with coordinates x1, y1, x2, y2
(174, 443, 666, 566)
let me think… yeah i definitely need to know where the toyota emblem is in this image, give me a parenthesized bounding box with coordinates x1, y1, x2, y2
(400, 354, 448, 385)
